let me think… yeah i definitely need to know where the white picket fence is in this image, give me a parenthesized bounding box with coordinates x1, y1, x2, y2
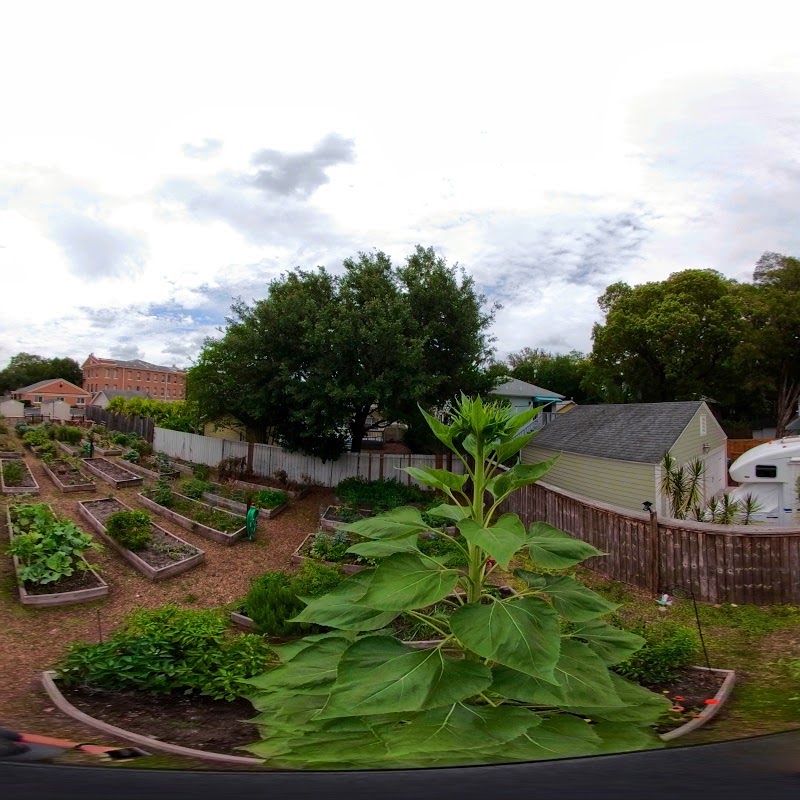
(153, 428, 463, 488)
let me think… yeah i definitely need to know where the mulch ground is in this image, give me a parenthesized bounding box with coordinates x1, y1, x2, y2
(0, 452, 332, 757)
(646, 667, 725, 733)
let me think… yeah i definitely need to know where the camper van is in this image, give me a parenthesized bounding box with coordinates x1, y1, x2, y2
(728, 437, 800, 525)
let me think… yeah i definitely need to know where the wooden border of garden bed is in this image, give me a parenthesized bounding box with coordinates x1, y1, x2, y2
(290, 531, 367, 575)
(659, 666, 736, 741)
(168, 459, 196, 476)
(6, 504, 108, 606)
(82, 458, 143, 488)
(40, 671, 262, 766)
(117, 459, 179, 482)
(230, 610, 259, 631)
(0, 450, 21, 459)
(56, 440, 80, 457)
(319, 504, 375, 532)
(232, 478, 309, 501)
(0, 458, 40, 495)
(201, 490, 288, 519)
(77, 498, 205, 580)
(137, 492, 246, 545)
(41, 459, 96, 493)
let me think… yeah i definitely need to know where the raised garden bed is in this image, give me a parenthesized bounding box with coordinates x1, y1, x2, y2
(230, 610, 259, 632)
(77, 497, 205, 580)
(232, 476, 310, 501)
(82, 457, 143, 488)
(200, 483, 288, 519)
(290, 531, 368, 575)
(41, 458, 96, 493)
(166, 458, 198, 476)
(41, 672, 261, 766)
(138, 491, 246, 545)
(1, 458, 40, 495)
(6, 504, 108, 607)
(320, 504, 373, 531)
(56, 440, 80, 457)
(118, 458, 179, 482)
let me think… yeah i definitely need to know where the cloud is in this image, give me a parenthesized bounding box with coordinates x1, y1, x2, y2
(249, 133, 355, 198)
(109, 343, 146, 361)
(182, 139, 223, 159)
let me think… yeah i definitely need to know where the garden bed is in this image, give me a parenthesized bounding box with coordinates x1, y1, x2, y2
(41, 458, 96, 493)
(118, 458, 179, 482)
(290, 531, 368, 574)
(232, 476, 310, 501)
(42, 673, 261, 765)
(56, 440, 80, 457)
(200, 483, 288, 519)
(0, 458, 40, 494)
(138, 491, 246, 545)
(82, 457, 143, 488)
(320, 504, 373, 531)
(6, 504, 108, 606)
(77, 497, 205, 580)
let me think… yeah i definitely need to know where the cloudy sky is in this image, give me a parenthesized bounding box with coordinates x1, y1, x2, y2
(2, 1, 800, 371)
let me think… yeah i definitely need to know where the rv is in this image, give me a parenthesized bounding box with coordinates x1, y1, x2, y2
(728, 437, 800, 525)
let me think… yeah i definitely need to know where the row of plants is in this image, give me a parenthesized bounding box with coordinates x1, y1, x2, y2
(7, 502, 101, 587)
(143, 481, 245, 534)
(335, 476, 432, 511)
(0, 414, 20, 454)
(180, 478, 288, 510)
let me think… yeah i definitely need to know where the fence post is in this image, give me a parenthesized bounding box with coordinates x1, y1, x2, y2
(649, 508, 661, 591)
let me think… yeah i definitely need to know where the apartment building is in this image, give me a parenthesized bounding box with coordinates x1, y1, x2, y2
(81, 354, 187, 400)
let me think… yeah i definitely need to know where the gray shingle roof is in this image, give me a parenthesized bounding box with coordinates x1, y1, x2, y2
(92, 389, 152, 402)
(493, 377, 564, 400)
(528, 401, 706, 464)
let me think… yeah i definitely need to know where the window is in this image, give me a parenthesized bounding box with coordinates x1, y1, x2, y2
(34, 395, 42, 403)
(755, 465, 777, 478)
(146, 372, 150, 381)
(699, 415, 707, 436)
(167, 374, 172, 383)
(136, 385, 140, 391)
(77, 397, 85, 404)
(57, 396, 64, 401)
(104, 384, 109, 389)
(137, 371, 141, 380)
(105, 369, 110, 377)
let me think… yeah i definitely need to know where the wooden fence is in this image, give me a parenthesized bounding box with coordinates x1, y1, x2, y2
(727, 438, 773, 463)
(501, 481, 800, 605)
(86, 406, 154, 442)
(152, 428, 461, 489)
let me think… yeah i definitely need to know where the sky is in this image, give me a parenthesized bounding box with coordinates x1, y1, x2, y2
(2, 1, 800, 371)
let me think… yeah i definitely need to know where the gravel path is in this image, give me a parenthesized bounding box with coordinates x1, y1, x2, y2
(0, 452, 332, 751)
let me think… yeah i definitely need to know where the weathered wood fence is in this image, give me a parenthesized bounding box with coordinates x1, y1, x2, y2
(152, 428, 461, 489)
(86, 406, 154, 442)
(727, 438, 773, 463)
(502, 481, 800, 605)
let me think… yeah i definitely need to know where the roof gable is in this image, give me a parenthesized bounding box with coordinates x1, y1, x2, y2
(492, 377, 564, 400)
(528, 401, 707, 464)
(14, 378, 88, 395)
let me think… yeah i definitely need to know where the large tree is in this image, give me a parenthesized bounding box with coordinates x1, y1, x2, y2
(0, 352, 83, 394)
(188, 246, 495, 457)
(589, 269, 745, 405)
(506, 348, 595, 403)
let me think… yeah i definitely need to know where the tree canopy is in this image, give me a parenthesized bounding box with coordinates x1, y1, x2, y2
(188, 246, 496, 457)
(505, 348, 595, 403)
(0, 353, 83, 394)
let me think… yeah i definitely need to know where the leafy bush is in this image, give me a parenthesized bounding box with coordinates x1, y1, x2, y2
(181, 478, 211, 499)
(2, 460, 25, 486)
(251, 489, 287, 509)
(57, 606, 270, 700)
(23, 428, 50, 447)
(130, 438, 153, 458)
(122, 449, 140, 463)
(111, 432, 130, 446)
(244, 562, 345, 636)
(150, 478, 174, 508)
(309, 530, 352, 562)
(336, 477, 430, 511)
(193, 464, 211, 481)
(35, 440, 58, 459)
(8, 503, 100, 586)
(15, 422, 30, 436)
(54, 425, 83, 445)
(614, 621, 698, 684)
(417, 533, 469, 568)
(105, 510, 152, 551)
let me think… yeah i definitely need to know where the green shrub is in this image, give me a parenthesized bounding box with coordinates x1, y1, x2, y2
(181, 478, 211, 499)
(2, 460, 25, 486)
(150, 478, 174, 507)
(105, 510, 152, 551)
(111, 432, 130, 446)
(244, 562, 345, 636)
(23, 428, 50, 447)
(336, 477, 430, 511)
(57, 605, 270, 700)
(418, 533, 469, 568)
(252, 488, 287, 509)
(309, 530, 352, 562)
(122, 449, 140, 463)
(15, 422, 30, 436)
(54, 425, 83, 445)
(35, 440, 58, 458)
(131, 439, 153, 458)
(193, 464, 211, 481)
(614, 621, 698, 684)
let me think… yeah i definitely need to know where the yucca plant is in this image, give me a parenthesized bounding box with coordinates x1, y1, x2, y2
(242, 395, 668, 769)
(660, 453, 705, 519)
(739, 493, 763, 525)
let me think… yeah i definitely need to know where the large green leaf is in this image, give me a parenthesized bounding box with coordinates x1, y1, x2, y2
(500, 714, 602, 760)
(359, 552, 459, 611)
(292, 570, 401, 630)
(570, 619, 646, 665)
(404, 466, 467, 493)
(418, 407, 455, 450)
(270, 630, 359, 663)
(457, 514, 525, 569)
(316, 635, 493, 718)
(450, 597, 560, 681)
(564, 673, 671, 722)
(503, 457, 559, 490)
(526, 522, 605, 569)
(590, 720, 663, 753)
(484, 471, 514, 502)
(346, 506, 430, 539)
(346, 536, 421, 558)
(516, 571, 619, 621)
(424, 502, 470, 522)
(382, 702, 541, 758)
(491, 432, 535, 468)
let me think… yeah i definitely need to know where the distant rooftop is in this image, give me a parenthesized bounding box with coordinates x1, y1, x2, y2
(492, 377, 564, 401)
(84, 354, 184, 373)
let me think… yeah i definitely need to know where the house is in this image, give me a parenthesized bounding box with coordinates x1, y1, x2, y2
(491, 377, 565, 432)
(90, 389, 152, 409)
(11, 378, 91, 408)
(521, 400, 727, 516)
(0, 398, 24, 421)
(82, 354, 186, 401)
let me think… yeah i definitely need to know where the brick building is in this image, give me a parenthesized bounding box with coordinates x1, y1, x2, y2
(11, 378, 91, 407)
(81, 354, 186, 400)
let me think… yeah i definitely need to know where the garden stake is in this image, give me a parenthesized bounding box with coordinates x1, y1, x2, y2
(96, 608, 103, 643)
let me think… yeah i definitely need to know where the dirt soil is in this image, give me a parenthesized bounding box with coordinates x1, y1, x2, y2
(645, 667, 725, 733)
(0, 452, 331, 759)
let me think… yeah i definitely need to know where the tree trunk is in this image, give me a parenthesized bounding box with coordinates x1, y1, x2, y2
(775, 372, 800, 438)
(348, 406, 372, 453)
